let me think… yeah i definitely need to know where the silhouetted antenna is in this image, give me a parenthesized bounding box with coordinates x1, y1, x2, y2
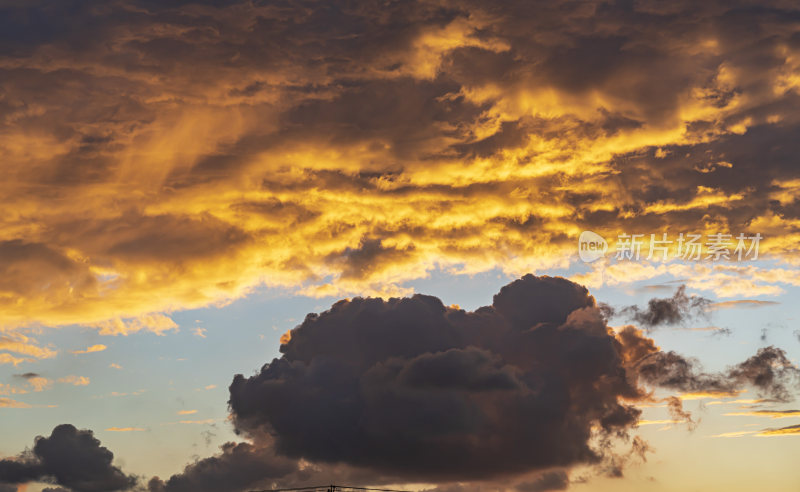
(250, 484, 411, 492)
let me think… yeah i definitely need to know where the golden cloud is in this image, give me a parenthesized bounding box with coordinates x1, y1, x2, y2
(3, 0, 800, 333)
(72, 344, 107, 355)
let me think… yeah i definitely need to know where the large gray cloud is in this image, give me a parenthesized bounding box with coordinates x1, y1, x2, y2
(228, 275, 642, 482)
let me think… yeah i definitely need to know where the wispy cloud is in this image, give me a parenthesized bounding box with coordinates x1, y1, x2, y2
(709, 300, 780, 310)
(757, 424, 800, 437)
(72, 344, 107, 354)
(708, 430, 757, 438)
(0, 334, 57, 365)
(0, 397, 31, 408)
(637, 419, 684, 426)
(58, 375, 90, 386)
(725, 410, 800, 419)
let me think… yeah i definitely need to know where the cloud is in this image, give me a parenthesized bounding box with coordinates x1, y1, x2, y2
(608, 285, 710, 328)
(724, 410, 800, 418)
(0, 354, 29, 366)
(0, 424, 137, 491)
(634, 346, 800, 402)
(176, 410, 197, 415)
(3, 0, 800, 330)
(0, 383, 27, 396)
(72, 345, 107, 355)
(147, 442, 296, 492)
(105, 427, 145, 432)
(150, 275, 658, 491)
(0, 334, 57, 364)
(0, 397, 30, 408)
(757, 424, 800, 437)
(0, 274, 787, 492)
(708, 430, 757, 438)
(58, 376, 90, 387)
(14, 373, 53, 392)
(155, 274, 794, 491)
(27, 376, 53, 392)
(90, 314, 179, 336)
(709, 300, 780, 310)
(228, 275, 644, 482)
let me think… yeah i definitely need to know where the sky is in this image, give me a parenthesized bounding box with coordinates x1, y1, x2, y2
(1, 0, 800, 491)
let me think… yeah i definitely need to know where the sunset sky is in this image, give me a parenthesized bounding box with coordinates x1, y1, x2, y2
(1, 1, 800, 491)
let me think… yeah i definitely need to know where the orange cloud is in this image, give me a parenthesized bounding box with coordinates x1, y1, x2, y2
(725, 410, 800, 419)
(58, 376, 90, 386)
(0, 397, 31, 408)
(757, 424, 800, 437)
(2, 0, 800, 335)
(26, 376, 52, 392)
(72, 344, 107, 355)
(0, 334, 57, 364)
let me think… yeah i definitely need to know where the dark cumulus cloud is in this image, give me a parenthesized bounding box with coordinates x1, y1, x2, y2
(605, 285, 711, 328)
(228, 275, 644, 482)
(0, 424, 137, 492)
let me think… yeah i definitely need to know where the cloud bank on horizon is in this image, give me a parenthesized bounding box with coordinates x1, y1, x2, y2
(3, 275, 796, 492)
(3, 0, 800, 338)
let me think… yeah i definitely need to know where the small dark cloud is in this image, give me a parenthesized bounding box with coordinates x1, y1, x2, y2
(14, 372, 41, 380)
(610, 285, 710, 329)
(664, 396, 696, 431)
(0, 424, 136, 492)
(710, 327, 733, 338)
